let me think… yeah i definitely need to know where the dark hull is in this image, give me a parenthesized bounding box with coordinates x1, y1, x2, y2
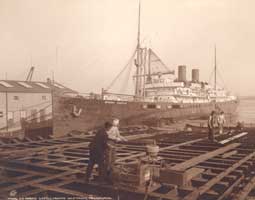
(52, 96, 238, 137)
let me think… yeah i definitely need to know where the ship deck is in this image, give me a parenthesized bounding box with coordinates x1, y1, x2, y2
(0, 125, 255, 200)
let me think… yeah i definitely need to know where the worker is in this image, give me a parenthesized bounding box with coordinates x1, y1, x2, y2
(208, 111, 216, 142)
(107, 119, 127, 142)
(106, 119, 127, 175)
(217, 111, 226, 134)
(85, 121, 112, 182)
(236, 121, 244, 131)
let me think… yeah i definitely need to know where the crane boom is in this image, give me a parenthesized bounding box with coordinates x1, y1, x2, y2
(26, 66, 35, 81)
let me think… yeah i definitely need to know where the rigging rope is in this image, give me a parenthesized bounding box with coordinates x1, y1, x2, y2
(208, 65, 228, 90)
(217, 66, 229, 90)
(208, 68, 215, 85)
(105, 48, 137, 91)
(120, 59, 133, 93)
(150, 49, 170, 72)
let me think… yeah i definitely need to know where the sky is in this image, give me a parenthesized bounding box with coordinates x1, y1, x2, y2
(0, 0, 255, 96)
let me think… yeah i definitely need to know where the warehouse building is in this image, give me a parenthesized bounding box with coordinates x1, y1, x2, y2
(0, 80, 76, 134)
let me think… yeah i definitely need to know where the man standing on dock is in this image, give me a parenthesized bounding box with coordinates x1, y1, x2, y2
(208, 111, 216, 142)
(217, 111, 226, 134)
(86, 122, 112, 182)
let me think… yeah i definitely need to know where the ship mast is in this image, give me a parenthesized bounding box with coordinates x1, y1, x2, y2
(214, 45, 217, 91)
(214, 45, 217, 108)
(137, 0, 141, 52)
(135, 0, 141, 98)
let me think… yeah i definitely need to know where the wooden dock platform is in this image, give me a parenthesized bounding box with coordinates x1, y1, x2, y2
(0, 126, 254, 200)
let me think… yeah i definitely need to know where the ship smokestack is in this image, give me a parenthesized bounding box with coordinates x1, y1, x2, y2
(192, 69, 199, 82)
(47, 78, 52, 84)
(178, 65, 186, 82)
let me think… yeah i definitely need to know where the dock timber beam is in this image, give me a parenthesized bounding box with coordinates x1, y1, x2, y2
(183, 151, 255, 200)
(0, 126, 254, 199)
(170, 143, 240, 171)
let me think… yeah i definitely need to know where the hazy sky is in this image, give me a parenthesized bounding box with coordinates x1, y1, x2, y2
(0, 0, 254, 96)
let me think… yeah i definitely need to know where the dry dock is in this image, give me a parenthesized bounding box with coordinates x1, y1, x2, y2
(0, 126, 255, 200)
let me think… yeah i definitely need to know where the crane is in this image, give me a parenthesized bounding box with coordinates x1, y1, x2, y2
(26, 66, 34, 82)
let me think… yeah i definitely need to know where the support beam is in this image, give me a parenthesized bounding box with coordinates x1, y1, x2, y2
(116, 138, 204, 163)
(219, 132, 248, 144)
(171, 143, 240, 171)
(183, 151, 255, 200)
(232, 176, 255, 200)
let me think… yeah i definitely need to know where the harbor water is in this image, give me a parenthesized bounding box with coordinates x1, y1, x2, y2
(236, 97, 255, 124)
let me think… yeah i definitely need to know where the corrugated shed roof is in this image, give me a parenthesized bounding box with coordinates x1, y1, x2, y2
(0, 80, 77, 94)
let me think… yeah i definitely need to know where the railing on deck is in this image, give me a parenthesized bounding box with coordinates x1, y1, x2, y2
(63, 92, 138, 102)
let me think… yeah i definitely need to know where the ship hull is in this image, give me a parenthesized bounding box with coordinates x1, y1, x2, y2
(52, 96, 238, 137)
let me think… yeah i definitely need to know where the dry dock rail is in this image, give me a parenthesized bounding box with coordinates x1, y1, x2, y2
(0, 126, 254, 200)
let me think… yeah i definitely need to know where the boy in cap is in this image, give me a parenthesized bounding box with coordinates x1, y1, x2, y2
(107, 118, 127, 142)
(106, 118, 127, 177)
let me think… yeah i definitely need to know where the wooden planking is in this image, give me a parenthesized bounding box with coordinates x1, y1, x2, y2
(232, 176, 255, 200)
(171, 143, 240, 171)
(219, 132, 248, 144)
(183, 151, 255, 200)
(0, 128, 254, 199)
(116, 138, 204, 163)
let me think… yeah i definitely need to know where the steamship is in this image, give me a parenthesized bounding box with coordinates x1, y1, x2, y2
(52, 1, 238, 137)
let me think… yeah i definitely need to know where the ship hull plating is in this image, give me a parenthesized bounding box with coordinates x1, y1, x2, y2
(53, 96, 238, 137)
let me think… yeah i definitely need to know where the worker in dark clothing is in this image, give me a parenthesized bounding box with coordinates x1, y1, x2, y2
(86, 122, 112, 182)
(208, 111, 216, 142)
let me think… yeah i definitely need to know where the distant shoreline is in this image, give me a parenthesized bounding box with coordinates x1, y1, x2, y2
(239, 96, 255, 100)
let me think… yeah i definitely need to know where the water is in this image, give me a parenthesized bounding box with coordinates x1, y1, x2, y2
(236, 97, 255, 124)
